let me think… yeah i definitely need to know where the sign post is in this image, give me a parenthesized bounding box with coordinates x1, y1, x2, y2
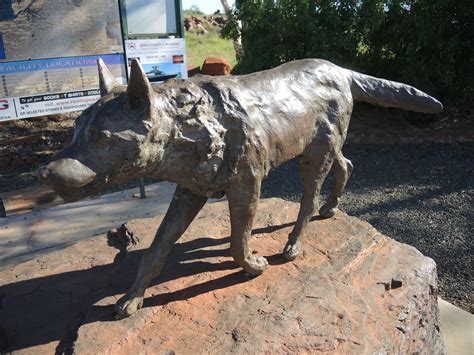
(117, 0, 186, 198)
(119, 0, 187, 82)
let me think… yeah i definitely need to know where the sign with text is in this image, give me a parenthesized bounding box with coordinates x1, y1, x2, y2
(16, 90, 101, 119)
(124, 38, 187, 82)
(0, 0, 125, 121)
(0, 0, 186, 121)
(0, 54, 126, 121)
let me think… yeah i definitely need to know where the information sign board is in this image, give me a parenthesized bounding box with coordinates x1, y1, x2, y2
(0, 0, 125, 121)
(124, 38, 187, 82)
(0, 54, 125, 121)
(0, 0, 123, 61)
(0, 0, 185, 121)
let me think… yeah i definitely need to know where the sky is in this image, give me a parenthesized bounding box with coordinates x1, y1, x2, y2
(182, 0, 227, 14)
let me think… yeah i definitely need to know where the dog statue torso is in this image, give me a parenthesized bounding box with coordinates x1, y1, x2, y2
(143, 59, 352, 198)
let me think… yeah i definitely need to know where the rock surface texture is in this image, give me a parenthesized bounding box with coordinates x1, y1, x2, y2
(0, 198, 444, 354)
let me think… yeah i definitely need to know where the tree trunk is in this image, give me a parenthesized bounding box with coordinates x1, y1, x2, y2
(220, 0, 243, 60)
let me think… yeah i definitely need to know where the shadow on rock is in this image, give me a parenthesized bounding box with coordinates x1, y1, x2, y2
(0, 235, 251, 353)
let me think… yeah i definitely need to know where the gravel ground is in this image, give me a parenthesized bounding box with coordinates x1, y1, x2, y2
(261, 142, 473, 312)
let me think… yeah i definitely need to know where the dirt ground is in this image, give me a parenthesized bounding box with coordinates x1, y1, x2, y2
(0, 104, 473, 312)
(0, 114, 76, 192)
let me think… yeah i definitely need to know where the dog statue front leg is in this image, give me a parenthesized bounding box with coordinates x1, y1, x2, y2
(226, 175, 268, 276)
(115, 186, 207, 318)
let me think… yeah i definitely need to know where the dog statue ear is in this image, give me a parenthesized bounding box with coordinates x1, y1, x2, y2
(127, 59, 154, 109)
(97, 58, 120, 97)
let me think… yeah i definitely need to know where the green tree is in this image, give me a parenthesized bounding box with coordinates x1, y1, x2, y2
(224, 0, 474, 106)
(355, 0, 473, 105)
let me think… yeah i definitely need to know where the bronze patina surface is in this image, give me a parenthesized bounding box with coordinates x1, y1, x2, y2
(39, 58, 442, 318)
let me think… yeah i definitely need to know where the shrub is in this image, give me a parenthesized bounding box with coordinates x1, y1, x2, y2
(224, 0, 473, 106)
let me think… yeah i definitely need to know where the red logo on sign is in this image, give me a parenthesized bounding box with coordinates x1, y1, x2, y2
(0, 100, 8, 110)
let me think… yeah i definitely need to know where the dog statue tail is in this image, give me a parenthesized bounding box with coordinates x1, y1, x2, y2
(348, 70, 443, 113)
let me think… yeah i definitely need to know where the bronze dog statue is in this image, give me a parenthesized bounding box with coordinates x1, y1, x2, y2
(39, 58, 442, 318)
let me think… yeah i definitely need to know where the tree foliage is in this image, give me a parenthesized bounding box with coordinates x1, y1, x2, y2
(223, 0, 473, 106)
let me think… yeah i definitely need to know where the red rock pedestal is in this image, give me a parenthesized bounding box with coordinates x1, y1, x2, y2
(0, 198, 445, 354)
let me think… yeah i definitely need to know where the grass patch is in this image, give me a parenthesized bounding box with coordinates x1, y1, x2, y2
(185, 25, 237, 68)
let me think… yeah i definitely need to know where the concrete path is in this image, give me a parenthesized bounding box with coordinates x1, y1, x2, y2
(0, 182, 177, 268)
(438, 298, 474, 354)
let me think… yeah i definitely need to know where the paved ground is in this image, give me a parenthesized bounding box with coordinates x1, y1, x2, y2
(0, 182, 176, 267)
(261, 142, 473, 312)
(438, 298, 474, 354)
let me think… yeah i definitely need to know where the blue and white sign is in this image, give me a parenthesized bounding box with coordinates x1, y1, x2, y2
(0, 0, 125, 121)
(0, 54, 126, 121)
(125, 38, 187, 83)
(0, 0, 186, 121)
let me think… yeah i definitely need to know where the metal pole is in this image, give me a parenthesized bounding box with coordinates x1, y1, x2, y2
(0, 198, 6, 218)
(139, 177, 146, 198)
(118, 0, 146, 198)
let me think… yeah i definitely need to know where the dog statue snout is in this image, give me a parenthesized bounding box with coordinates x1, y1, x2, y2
(38, 158, 96, 189)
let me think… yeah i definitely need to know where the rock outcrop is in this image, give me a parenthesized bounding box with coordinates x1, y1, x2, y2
(184, 14, 228, 33)
(0, 198, 445, 354)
